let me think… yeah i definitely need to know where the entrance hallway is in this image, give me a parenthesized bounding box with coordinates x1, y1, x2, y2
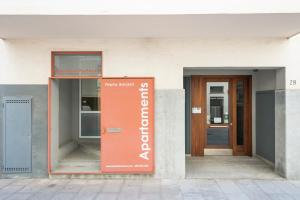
(186, 156, 281, 179)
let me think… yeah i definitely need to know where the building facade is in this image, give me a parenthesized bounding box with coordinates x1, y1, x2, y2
(1, 0, 300, 179)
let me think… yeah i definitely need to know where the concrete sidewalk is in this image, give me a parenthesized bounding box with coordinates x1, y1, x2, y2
(0, 178, 300, 200)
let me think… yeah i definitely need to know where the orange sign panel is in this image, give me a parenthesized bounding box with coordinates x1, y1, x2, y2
(101, 78, 154, 173)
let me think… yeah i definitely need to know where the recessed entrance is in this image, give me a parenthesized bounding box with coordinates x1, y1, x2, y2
(49, 77, 155, 174)
(49, 78, 101, 173)
(190, 76, 252, 156)
(184, 68, 285, 178)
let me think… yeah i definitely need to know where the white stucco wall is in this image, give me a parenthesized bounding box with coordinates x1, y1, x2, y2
(286, 35, 300, 90)
(0, 38, 292, 89)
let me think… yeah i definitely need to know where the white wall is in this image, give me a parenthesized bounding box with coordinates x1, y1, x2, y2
(0, 38, 290, 89)
(286, 34, 300, 90)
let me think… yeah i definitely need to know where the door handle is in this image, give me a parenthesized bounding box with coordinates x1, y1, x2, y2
(209, 125, 229, 128)
(106, 127, 122, 133)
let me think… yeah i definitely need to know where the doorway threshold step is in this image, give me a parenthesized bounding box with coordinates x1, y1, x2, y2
(204, 148, 232, 156)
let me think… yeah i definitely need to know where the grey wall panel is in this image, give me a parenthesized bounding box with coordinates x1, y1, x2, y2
(184, 77, 191, 154)
(0, 85, 48, 177)
(3, 97, 32, 173)
(256, 90, 275, 163)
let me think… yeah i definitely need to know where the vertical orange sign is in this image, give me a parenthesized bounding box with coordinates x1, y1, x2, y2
(101, 78, 154, 173)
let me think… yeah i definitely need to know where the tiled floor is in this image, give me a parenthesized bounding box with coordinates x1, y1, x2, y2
(0, 178, 300, 200)
(186, 156, 281, 179)
(54, 144, 100, 173)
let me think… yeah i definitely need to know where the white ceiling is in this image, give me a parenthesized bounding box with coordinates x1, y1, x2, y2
(1, 0, 300, 15)
(1, 14, 300, 38)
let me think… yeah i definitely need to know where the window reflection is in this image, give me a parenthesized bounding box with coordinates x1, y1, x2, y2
(207, 82, 229, 124)
(80, 79, 100, 138)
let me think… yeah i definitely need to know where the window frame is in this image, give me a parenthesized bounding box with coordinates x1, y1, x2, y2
(51, 51, 102, 78)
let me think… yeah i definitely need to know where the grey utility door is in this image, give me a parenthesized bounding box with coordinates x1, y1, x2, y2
(2, 96, 32, 173)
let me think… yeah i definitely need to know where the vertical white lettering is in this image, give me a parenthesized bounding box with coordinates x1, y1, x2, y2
(139, 82, 151, 160)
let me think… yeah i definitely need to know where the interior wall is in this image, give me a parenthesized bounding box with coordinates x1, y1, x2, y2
(256, 90, 275, 163)
(276, 68, 286, 90)
(254, 70, 276, 91)
(253, 69, 275, 159)
(71, 80, 79, 142)
(253, 69, 285, 165)
(59, 80, 73, 146)
(58, 79, 80, 146)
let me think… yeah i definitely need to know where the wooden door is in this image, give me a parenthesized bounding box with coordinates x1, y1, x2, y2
(191, 76, 252, 156)
(191, 77, 205, 156)
(231, 77, 252, 156)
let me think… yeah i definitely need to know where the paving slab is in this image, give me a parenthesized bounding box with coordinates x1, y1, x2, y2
(94, 192, 118, 200)
(5, 193, 31, 200)
(0, 178, 298, 200)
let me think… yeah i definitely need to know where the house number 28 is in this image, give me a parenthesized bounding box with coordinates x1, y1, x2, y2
(290, 80, 297, 86)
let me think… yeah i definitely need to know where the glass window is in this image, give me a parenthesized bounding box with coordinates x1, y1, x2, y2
(206, 82, 230, 146)
(53, 53, 101, 77)
(81, 79, 99, 111)
(236, 80, 244, 145)
(207, 82, 229, 124)
(81, 113, 100, 137)
(80, 79, 100, 138)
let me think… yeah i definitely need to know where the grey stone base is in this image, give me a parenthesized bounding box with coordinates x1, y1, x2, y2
(285, 89, 300, 179)
(155, 89, 185, 178)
